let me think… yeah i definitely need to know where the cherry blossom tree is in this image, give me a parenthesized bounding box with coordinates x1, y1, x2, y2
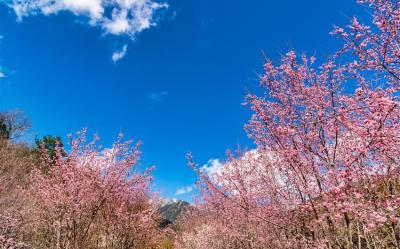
(179, 0, 400, 248)
(29, 130, 162, 248)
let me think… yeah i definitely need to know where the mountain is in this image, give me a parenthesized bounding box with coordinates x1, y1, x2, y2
(159, 199, 190, 228)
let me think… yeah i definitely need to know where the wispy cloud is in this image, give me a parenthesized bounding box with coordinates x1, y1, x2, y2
(175, 184, 195, 196)
(200, 158, 222, 182)
(174, 159, 222, 196)
(148, 91, 168, 104)
(0, 36, 4, 78)
(200, 18, 215, 28)
(7, 0, 168, 60)
(112, 44, 128, 63)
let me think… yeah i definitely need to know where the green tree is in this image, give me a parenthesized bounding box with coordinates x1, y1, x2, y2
(35, 135, 65, 158)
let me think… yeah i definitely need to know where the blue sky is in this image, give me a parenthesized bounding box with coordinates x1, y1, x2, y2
(0, 0, 364, 201)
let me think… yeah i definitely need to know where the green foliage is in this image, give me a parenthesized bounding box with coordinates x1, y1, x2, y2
(35, 135, 65, 158)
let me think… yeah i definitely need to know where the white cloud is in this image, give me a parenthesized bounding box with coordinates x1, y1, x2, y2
(174, 159, 223, 196)
(202, 150, 292, 198)
(200, 158, 222, 182)
(175, 184, 195, 195)
(104, 9, 130, 34)
(148, 91, 167, 103)
(10, 0, 167, 36)
(0, 35, 4, 78)
(8, 0, 168, 60)
(11, 0, 103, 20)
(112, 44, 128, 63)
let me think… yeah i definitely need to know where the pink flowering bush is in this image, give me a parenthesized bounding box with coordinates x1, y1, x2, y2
(28, 130, 163, 248)
(0, 211, 30, 249)
(178, 0, 400, 248)
(0, 129, 172, 248)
